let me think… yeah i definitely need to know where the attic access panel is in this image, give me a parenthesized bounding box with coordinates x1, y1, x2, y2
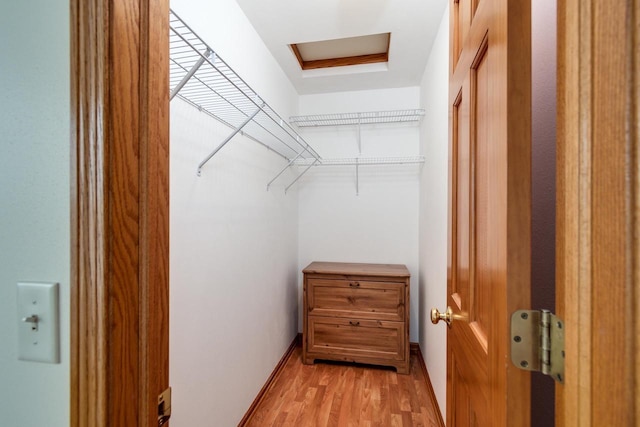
(290, 33, 391, 70)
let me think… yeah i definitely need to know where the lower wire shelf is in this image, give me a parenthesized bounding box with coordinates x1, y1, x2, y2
(293, 155, 425, 167)
(267, 155, 426, 195)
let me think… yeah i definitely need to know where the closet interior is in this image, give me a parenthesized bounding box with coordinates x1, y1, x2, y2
(167, 2, 444, 425)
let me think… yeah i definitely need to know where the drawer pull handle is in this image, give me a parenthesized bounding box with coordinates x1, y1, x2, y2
(349, 321, 360, 326)
(349, 282, 360, 287)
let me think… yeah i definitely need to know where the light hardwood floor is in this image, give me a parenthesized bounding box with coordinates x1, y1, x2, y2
(244, 344, 442, 426)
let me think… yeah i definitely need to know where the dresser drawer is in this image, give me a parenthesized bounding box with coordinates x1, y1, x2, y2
(307, 316, 405, 361)
(306, 278, 405, 321)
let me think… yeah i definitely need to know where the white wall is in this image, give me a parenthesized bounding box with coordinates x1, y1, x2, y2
(169, 1, 301, 425)
(297, 87, 422, 342)
(0, 1, 70, 426)
(418, 4, 449, 419)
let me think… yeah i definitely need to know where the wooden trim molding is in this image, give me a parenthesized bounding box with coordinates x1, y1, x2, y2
(290, 44, 305, 69)
(295, 52, 389, 70)
(138, 0, 170, 423)
(238, 334, 302, 426)
(556, 0, 639, 425)
(410, 343, 445, 427)
(70, 0, 169, 425)
(70, 1, 109, 424)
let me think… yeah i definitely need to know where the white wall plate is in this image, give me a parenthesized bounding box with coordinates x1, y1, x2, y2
(17, 282, 60, 363)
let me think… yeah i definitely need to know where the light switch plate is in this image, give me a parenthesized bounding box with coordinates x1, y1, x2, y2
(17, 282, 60, 363)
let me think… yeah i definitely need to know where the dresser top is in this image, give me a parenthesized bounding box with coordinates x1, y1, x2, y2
(303, 261, 410, 277)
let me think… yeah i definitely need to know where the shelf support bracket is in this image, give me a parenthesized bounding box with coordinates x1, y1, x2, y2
(170, 48, 211, 101)
(357, 114, 362, 155)
(197, 105, 264, 176)
(285, 159, 319, 194)
(266, 151, 304, 191)
(355, 157, 360, 196)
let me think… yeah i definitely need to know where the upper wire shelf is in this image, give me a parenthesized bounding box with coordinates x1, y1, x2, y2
(289, 109, 425, 127)
(169, 9, 321, 174)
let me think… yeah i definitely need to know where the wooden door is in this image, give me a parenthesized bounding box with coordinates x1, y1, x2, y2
(556, 0, 639, 425)
(442, 0, 531, 425)
(70, 0, 170, 425)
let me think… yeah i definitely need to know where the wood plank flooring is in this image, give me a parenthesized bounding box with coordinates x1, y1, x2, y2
(244, 344, 442, 426)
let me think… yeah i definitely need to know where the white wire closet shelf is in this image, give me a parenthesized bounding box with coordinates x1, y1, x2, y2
(294, 156, 425, 166)
(169, 9, 321, 175)
(291, 155, 425, 196)
(289, 109, 425, 127)
(290, 109, 425, 155)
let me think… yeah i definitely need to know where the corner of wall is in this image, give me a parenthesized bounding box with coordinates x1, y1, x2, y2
(417, 2, 449, 420)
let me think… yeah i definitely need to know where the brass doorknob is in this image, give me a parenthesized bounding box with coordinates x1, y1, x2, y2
(431, 306, 453, 326)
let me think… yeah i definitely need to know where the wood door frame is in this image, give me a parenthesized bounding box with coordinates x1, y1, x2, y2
(557, 0, 638, 425)
(70, 0, 169, 425)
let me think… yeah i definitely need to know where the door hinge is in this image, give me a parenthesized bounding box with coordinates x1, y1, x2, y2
(158, 387, 171, 426)
(510, 309, 565, 383)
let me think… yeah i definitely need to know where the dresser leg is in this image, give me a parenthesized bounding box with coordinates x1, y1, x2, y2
(396, 362, 410, 375)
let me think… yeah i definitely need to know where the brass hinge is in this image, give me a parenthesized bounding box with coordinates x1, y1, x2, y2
(510, 309, 565, 383)
(158, 387, 172, 426)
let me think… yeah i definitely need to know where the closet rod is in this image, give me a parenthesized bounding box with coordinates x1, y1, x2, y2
(197, 105, 264, 176)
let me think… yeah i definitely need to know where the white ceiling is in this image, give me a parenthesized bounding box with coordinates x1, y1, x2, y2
(235, 0, 448, 95)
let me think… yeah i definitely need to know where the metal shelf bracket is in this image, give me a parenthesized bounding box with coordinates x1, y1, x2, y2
(357, 114, 362, 155)
(266, 151, 303, 191)
(170, 47, 210, 101)
(285, 159, 319, 194)
(355, 157, 360, 196)
(197, 105, 264, 176)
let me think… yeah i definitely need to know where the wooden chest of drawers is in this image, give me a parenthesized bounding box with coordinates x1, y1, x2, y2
(302, 261, 410, 374)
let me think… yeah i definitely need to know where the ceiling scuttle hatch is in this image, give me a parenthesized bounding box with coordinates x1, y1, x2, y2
(290, 33, 391, 70)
